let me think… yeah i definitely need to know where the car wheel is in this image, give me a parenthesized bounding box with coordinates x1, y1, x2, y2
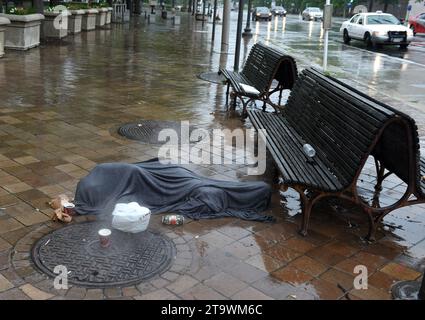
(343, 29, 351, 44)
(400, 44, 409, 49)
(364, 33, 373, 48)
(410, 25, 416, 36)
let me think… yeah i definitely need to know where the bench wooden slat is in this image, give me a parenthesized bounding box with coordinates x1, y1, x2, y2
(249, 110, 301, 182)
(250, 110, 344, 191)
(302, 75, 388, 128)
(307, 68, 395, 118)
(267, 115, 343, 190)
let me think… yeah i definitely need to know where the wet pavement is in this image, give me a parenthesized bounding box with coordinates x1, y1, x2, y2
(0, 12, 424, 300)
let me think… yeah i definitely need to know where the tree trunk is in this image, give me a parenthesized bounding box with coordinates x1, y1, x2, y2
(368, 0, 374, 12)
(135, 0, 141, 14)
(33, 0, 44, 13)
(49, 0, 60, 7)
(383, 2, 388, 13)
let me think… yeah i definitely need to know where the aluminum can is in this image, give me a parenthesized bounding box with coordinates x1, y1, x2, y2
(162, 214, 184, 225)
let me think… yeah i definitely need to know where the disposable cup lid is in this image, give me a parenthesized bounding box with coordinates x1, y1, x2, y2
(63, 202, 75, 208)
(98, 229, 111, 236)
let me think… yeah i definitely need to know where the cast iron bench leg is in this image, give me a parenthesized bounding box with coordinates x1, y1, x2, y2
(363, 207, 377, 242)
(296, 187, 316, 237)
(225, 83, 230, 106)
(278, 87, 283, 105)
(374, 158, 394, 193)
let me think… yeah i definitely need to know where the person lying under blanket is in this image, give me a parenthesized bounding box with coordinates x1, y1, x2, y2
(49, 159, 274, 223)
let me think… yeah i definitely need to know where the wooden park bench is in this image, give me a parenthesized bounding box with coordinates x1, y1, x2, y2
(248, 67, 425, 241)
(219, 42, 298, 116)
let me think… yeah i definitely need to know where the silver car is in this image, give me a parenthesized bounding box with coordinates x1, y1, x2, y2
(271, 6, 287, 17)
(253, 7, 272, 21)
(302, 7, 323, 21)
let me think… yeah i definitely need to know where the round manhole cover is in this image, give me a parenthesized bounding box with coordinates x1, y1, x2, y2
(31, 222, 175, 288)
(197, 72, 226, 84)
(118, 120, 210, 144)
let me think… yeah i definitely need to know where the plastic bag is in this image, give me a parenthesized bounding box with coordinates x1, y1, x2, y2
(111, 202, 151, 233)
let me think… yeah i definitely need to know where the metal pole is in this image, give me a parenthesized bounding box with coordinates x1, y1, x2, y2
(234, 0, 244, 72)
(221, 0, 231, 52)
(212, 0, 218, 41)
(242, 0, 252, 37)
(202, 0, 206, 27)
(323, 0, 330, 71)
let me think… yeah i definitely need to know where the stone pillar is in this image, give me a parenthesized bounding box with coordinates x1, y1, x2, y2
(0, 16, 10, 57)
(220, 0, 230, 53)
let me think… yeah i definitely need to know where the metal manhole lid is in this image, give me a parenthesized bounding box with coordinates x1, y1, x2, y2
(118, 120, 210, 144)
(31, 222, 175, 288)
(197, 71, 226, 84)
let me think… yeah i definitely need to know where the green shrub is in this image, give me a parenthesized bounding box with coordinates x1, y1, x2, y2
(66, 2, 89, 10)
(6, 6, 36, 15)
(90, 1, 110, 8)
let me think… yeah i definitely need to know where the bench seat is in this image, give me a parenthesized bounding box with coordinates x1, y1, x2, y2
(249, 110, 345, 192)
(219, 69, 262, 98)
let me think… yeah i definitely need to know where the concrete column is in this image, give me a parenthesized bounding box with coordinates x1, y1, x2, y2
(221, 0, 231, 53)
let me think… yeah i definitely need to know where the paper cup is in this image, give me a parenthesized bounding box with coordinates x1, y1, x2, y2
(98, 228, 111, 247)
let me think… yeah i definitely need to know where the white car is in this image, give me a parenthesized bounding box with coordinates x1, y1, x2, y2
(302, 7, 323, 21)
(340, 11, 414, 49)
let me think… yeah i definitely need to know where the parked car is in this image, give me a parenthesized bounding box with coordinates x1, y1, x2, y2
(409, 12, 425, 35)
(302, 7, 323, 21)
(340, 11, 414, 49)
(253, 7, 272, 21)
(271, 6, 287, 17)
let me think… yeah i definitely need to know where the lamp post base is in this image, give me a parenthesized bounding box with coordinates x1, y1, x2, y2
(391, 281, 424, 300)
(242, 28, 252, 37)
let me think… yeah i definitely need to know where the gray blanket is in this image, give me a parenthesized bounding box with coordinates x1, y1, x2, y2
(74, 160, 274, 222)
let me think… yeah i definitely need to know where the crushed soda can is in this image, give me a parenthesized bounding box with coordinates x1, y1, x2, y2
(62, 202, 76, 216)
(162, 214, 184, 225)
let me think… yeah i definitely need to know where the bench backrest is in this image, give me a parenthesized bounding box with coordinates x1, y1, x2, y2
(327, 72, 422, 194)
(284, 68, 420, 190)
(241, 42, 297, 93)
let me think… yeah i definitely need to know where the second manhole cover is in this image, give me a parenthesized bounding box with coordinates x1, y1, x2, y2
(118, 120, 210, 144)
